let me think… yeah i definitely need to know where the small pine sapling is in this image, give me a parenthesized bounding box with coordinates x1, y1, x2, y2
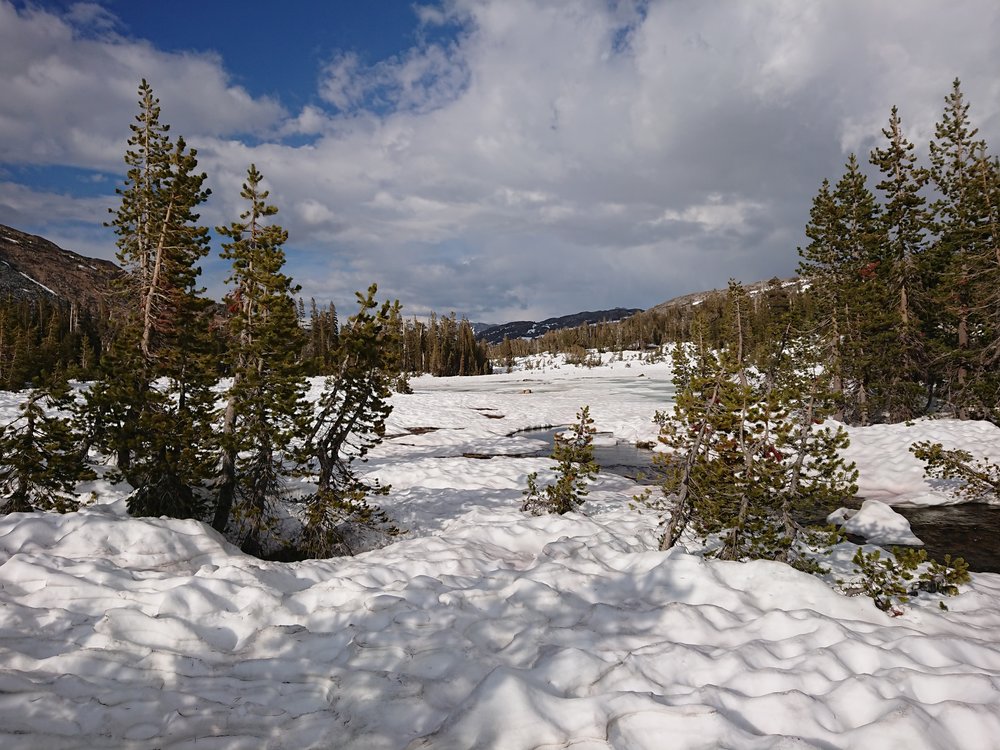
(847, 546, 970, 613)
(849, 547, 915, 613)
(522, 406, 599, 515)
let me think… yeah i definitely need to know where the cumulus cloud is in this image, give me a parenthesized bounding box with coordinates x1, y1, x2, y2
(2, 0, 999, 320)
(0, 182, 110, 233)
(0, 1, 284, 170)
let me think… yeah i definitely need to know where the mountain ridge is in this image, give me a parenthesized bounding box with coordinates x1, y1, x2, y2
(476, 307, 641, 344)
(0, 224, 121, 311)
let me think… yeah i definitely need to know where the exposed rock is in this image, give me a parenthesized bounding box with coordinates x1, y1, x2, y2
(0, 224, 121, 312)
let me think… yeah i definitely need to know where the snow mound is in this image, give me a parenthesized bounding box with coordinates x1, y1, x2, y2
(2, 357, 1000, 748)
(2, 507, 1000, 749)
(832, 499, 924, 546)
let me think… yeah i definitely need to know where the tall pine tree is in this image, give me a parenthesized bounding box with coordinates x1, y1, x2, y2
(86, 80, 216, 518)
(870, 105, 930, 419)
(213, 164, 305, 553)
(928, 79, 988, 418)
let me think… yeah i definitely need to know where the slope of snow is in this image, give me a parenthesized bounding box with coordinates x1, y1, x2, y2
(17, 269, 58, 296)
(843, 419, 1000, 506)
(1, 351, 999, 749)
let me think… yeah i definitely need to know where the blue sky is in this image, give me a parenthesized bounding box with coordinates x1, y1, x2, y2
(89, 1, 450, 107)
(1, 1, 999, 321)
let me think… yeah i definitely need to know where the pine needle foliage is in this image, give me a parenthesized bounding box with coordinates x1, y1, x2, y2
(658, 281, 858, 566)
(910, 441, 1000, 504)
(0, 376, 94, 514)
(522, 405, 600, 515)
(297, 285, 398, 558)
(849, 546, 970, 613)
(212, 164, 305, 554)
(87, 79, 217, 520)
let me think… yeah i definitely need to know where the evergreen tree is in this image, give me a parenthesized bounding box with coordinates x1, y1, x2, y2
(870, 105, 930, 419)
(213, 164, 305, 553)
(86, 80, 215, 518)
(656, 282, 856, 565)
(798, 156, 889, 424)
(968, 151, 1000, 422)
(522, 406, 599, 515)
(111, 79, 172, 296)
(911, 441, 1000, 504)
(0, 376, 94, 514)
(928, 79, 988, 418)
(297, 285, 398, 558)
(304, 298, 340, 374)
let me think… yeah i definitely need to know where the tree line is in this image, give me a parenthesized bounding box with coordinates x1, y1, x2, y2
(1, 280, 491, 393)
(798, 79, 998, 426)
(634, 80, 995, 607)
(0, 297, 106, 390)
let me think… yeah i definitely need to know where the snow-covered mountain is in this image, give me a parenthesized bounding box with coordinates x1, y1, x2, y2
(477, 307, 642, 344)
(646, 276, 803, 313)
(0, 224, 121, 311)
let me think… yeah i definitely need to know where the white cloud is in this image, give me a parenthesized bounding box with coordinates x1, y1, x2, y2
(2, 0, 999, 320)
(0, 182, 110, 229)
(0, 1, 285, 170)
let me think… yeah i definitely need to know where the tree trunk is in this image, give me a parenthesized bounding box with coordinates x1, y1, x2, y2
(661, 376, 721, 551)
(141, 199, 175, 358)
(212, 389, 239, 533)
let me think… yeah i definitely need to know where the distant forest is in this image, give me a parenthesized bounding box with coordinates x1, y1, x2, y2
(494, 79, 1000, 428)
(0, 291, 491, 391)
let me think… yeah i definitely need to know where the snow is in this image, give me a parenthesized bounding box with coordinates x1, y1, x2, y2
(843, 419, 1000, 506)
(831, 499, 924, 546)
(1, 351, 999, 749)
(16, 269, 58, 296)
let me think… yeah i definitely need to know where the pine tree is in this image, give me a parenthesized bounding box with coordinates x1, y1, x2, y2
(297, 285, 397, 558)
(911, 441, 1000, 504)
(870, 105, 930, 419)
(111, 79, 172, 295)
(213, 164, 305, 553)
(968, 151, 1000, 421)
(657, 282, 857, 565)
(928, 79, 988, 418)
(799, 156, 890, 424)
(304, 298, 339, 374)
(0, 376, 94, 514)
(522, 406, 599, 515)
(86, 80, 215, 518)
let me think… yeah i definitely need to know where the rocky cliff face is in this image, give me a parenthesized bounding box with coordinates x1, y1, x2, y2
(0, 224, 121, 311)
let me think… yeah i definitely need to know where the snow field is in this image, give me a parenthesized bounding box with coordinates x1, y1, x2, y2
(843, 419, 1000, 506)
(1, 351, 999, 748)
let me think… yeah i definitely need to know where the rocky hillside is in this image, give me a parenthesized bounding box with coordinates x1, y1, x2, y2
(0, 224, 121, 311)
(646, 277, 800, 314)
(477, 307, 641, 344)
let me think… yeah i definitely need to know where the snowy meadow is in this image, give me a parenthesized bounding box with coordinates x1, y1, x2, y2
(2, 352, 1000, 749)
